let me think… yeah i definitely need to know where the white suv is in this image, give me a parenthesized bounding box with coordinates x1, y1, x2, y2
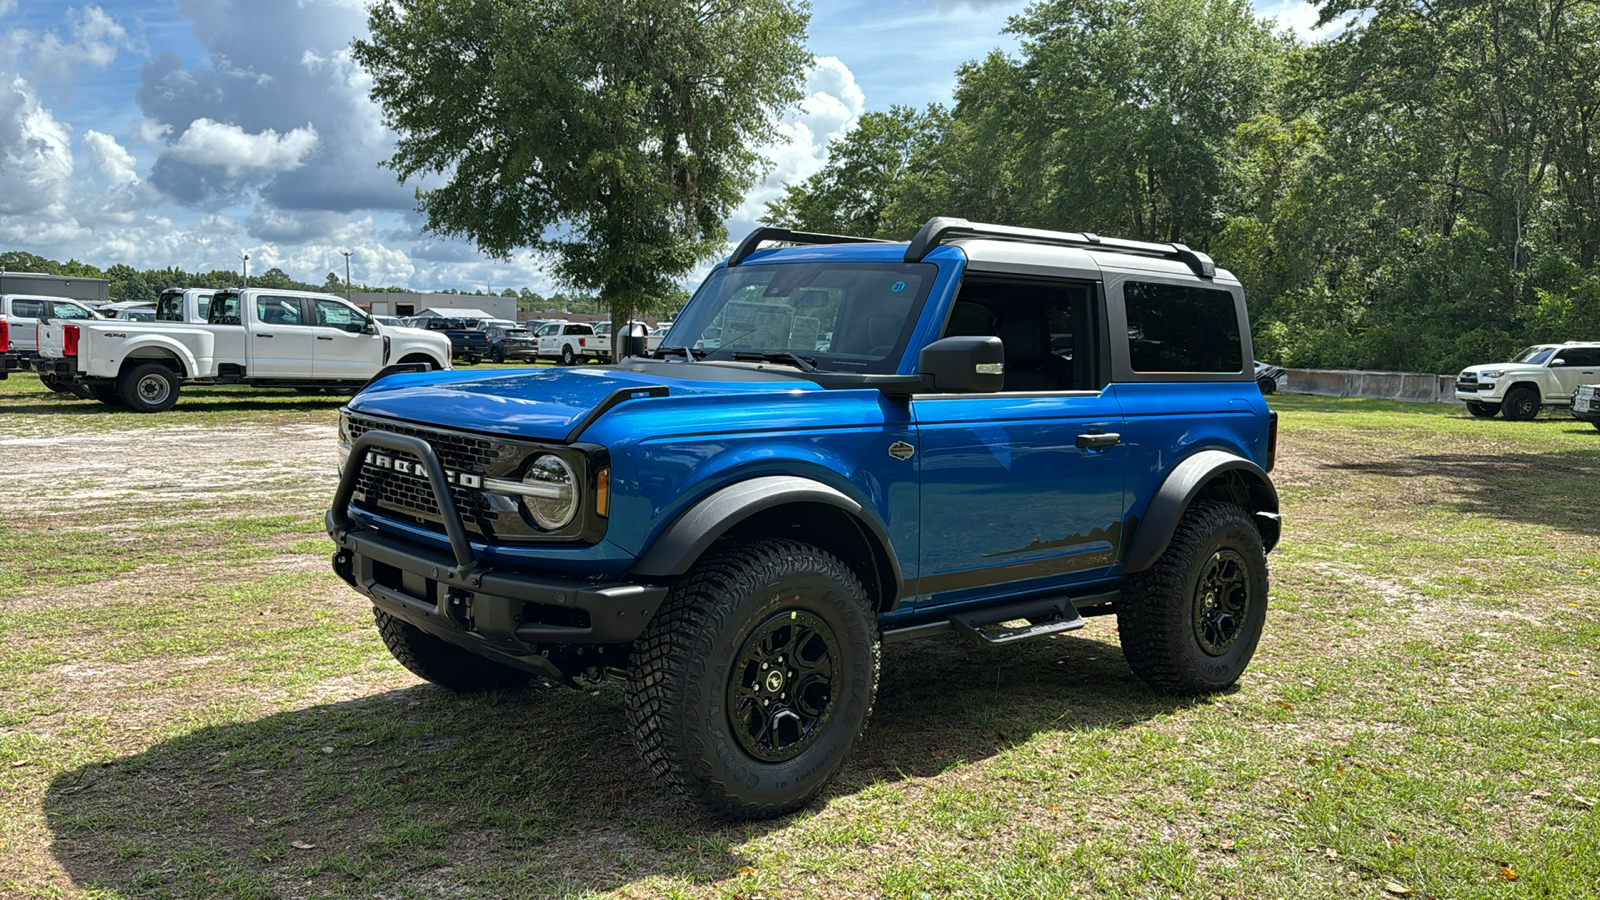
(1455, 342, 1600, 419)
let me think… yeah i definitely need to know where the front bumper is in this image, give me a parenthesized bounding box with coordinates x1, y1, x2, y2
(327, 430, 667, 675)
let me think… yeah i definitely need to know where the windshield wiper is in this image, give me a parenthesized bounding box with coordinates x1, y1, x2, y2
(731, 350, 819, 373)
(655, 345, 706, 360)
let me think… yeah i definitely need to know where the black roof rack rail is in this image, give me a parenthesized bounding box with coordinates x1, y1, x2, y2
(728, 227, 892, 266)
(903, 217, 1216, 278)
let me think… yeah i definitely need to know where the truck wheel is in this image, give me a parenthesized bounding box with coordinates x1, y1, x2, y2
(627, 539, 880, 819)
(1117, 500, 1268, 696)
(560, 346, 576, 366)
(490, 346, 505, 363)
(1256, 376, 1277, 395)
(1465, 401, 1499, 418)
(1501, 386, 1540, 420)
(373, 608, 531, 692)
(118, 362, 181, 413)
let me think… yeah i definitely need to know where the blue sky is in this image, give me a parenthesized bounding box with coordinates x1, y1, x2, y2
(0, 0, 1333, 295)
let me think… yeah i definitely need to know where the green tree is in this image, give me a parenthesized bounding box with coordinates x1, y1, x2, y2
(354, 0, 812, 338)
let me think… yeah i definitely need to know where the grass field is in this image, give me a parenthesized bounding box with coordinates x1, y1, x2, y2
(1, 372, 1597, 899)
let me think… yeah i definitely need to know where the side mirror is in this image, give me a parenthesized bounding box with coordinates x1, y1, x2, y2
(359, 320, 377, 334)
(919, 336, 1004, 394)
(1550, 358, 1566, 367)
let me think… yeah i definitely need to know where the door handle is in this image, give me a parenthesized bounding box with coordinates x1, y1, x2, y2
(317, 336, 334, 341)
(257, 333, 274, 338)
(1076, 432, 1121, 450)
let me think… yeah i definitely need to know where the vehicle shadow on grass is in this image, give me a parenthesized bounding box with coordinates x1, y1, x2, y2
(43, 629, 1190, 897)
(1326, 448, 1600, 535)
(4, 390, 346, 418)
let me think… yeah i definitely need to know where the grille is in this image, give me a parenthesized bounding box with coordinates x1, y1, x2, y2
(347, 416, 514, 538)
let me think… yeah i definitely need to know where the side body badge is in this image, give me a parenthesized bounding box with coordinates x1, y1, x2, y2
(888, 441, 915, 461)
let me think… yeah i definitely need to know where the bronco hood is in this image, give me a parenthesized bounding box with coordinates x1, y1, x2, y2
(346, 362, 815, 440)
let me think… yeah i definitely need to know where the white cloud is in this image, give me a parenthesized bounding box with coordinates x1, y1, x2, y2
(0, 0, 16, 19)
(0, 75, 74, 216)
(1259, 0, 1346, 41)
(733, 56, 866, 227)
(165, 118, 319, 175)
(132, 117, 171, 146)
(82, 129, 137, 184)
(29, 5, 130, 79)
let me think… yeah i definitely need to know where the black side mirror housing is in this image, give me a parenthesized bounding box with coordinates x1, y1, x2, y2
(919, 336, 1004, 394)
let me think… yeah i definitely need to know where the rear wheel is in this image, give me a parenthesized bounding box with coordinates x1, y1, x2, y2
(1465, 401, 1499, 418)
(373, 608, 531, 692)
(118, 362, 181, 413)
(1118, 501, 1268, 695)
(1502, 386, 1540, 421)
(490, 345, 505, 363)
(1256, 376, 1277, 395)
(627, 539, 880, 819)
(560, 345, 576, 366)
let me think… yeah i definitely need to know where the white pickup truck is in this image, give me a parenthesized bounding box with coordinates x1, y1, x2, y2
(36, 287, 452, 412)
(1, 294, 103, 364)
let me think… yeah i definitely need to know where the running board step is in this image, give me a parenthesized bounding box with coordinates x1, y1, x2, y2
(949, 595, 1088, 646)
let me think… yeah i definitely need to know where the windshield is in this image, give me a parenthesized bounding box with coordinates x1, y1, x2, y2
(666, 262, 936, 374)
(1510, 346, 1556, 365)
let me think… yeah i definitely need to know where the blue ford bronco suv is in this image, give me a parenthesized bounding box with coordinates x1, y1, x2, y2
(327, 218, 1281, 819)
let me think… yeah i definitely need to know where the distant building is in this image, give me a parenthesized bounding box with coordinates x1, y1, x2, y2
(0, 270, 111, 303)
(349, 292, 517, 321)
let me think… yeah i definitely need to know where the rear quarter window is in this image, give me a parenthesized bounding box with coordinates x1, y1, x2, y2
(1124, 281, 1243, 373)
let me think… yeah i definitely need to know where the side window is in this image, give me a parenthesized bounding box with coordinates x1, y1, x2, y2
(1559, 347, 1600, 366)
(197, 297, 211, 320)
(11, 299, 45, 318)
(49, 302, 93, 320)
(313, 299, 361, 330)
(257, 296, 305, 326)
(1123, 281, 1242, 374)
(941, 280, 1095, 392)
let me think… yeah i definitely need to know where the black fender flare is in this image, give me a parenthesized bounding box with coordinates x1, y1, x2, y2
(630, 475, 904, 588)
(1121, 450, 1280, 574)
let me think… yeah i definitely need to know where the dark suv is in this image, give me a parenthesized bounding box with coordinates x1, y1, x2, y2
(327, 218, 1281, 819)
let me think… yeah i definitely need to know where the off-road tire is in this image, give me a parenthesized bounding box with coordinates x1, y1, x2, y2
(1465, 401, 1499, 418)
(1118, 500, 1268, 695)
(117, 362, 180, 413)
(626, 539, 880, 820)
(1502, 386, 1540, 420)
(560, 345, 576, 366)
(373, 607, 531, 692)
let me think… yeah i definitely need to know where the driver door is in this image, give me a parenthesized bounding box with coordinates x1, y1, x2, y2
(310, 298, 383, 379)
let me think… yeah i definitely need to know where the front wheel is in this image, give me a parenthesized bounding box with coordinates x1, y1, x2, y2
(1117, 501, 1269, 695)
(1465, 401, 1499, 418)
(1502, 386, 1540, 420)
(118, 362, 181, 413)
(627, 539, 880, 819)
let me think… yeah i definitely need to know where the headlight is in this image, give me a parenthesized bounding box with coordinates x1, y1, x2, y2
(337, 414, 352, 471)
(520, 454, 578, 530)
(1481, 370, 1504, 378)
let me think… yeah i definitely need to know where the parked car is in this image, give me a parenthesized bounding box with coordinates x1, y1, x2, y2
(0, 294, 102, 367)
(110, 306, 156, 321)
(1254, 360, 1284, 395)
(485, 324, 540, 362)
(373, 315, 405, 328)
(1456, 342, 1600, 419)
(1571, 384, 1600, 431)
(536, 321, 598, 364)
(154, 288, 216, 324)
(327, 216, 1280, 820)
(36, 288, 451, 412)
(404, 316, 488, 364)
(476, 318, 521, 332)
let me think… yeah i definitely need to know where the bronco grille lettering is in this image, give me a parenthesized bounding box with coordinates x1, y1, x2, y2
(363, 451, 483, 489)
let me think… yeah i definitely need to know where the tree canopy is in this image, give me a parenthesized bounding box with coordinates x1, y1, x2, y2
(354, 0, 812, 332)
(767, 0, 1600, 375)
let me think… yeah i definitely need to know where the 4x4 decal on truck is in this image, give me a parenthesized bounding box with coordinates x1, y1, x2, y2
(326, 216, 1281, 821)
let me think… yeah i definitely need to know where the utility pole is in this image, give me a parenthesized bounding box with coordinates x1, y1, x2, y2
(341, 250, 352, 303)
(240, 252, 250, 288)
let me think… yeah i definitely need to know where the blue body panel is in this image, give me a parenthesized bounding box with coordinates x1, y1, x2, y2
(1114, 381, 1270, 527)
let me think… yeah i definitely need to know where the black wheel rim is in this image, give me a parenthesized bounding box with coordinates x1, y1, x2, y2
(726, 609, 842, 763)
(1512, 396, 1535, 417)
(1193, 549, 1252, 656)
